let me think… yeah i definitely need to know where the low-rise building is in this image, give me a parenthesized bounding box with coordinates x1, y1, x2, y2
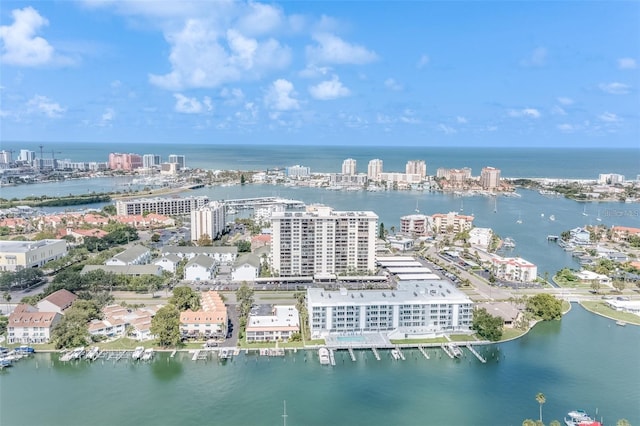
(184, 254, 215, 281)
(36, 289, 78, 315)
(611, 226, 640, 243)
(469, 227, 493, 249)
(161, 246, 238, 263)
(231, 254, 261, 282)
(246, 305, 300, 342)
(106, 245, 151, 266)
(400, 214, 431, 237)
(7, 304, 61, 344)
(88, 304, 162, 341)
(575, 270, 612, 287)
(431, 212, 474, 234)
(489, 255, 537, 283)
(179, 291, 227, 339)
(307, 280, 473, 339)
(153, 254, 182, 274)
(0, 239, 68, 272)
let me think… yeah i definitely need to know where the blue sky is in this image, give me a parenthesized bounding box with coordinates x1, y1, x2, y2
(1, 1, 638, 147)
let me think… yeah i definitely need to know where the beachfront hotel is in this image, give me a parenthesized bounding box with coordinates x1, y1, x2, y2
(270, 206, 378, 277)
(306, 280, 473, 339)
(115, 195, 209, 216)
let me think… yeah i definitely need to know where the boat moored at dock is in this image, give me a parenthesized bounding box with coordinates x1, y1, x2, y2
(564, 410, 601, 426)
(132, 346, 145, 361)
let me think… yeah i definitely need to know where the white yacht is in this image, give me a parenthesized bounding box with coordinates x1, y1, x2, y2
(132, 346, 145, 360)
(318, 348, 330, 365)
(141, 348, 154, 361)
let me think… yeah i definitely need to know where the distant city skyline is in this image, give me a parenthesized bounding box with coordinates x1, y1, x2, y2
(1, 1, 638, 148)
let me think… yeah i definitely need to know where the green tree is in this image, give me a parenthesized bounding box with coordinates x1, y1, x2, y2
(612, 279, 625, 293)
(51, 299, 101, 349)
(471, 307, 504, 341)
(0, 315, 8, 335)
(102, 204, 116, 215)
(151, 233, 161, 243)
(536, 393, 546, 423)
(169, 286, 201, 311)
(240, 174, 246, 185)
(550, 421, 562, 426)
(616, 419, 631, 426)
(236, 282, 254, 317)
(526, 294, 562, 321)
(522, 420, 537, 426)
(379, 222, 385, 240)
(235, 240, 251, 253)
(197, 234, 213, 246)
(590, 280, 601, 294)
(150, 305, 181, 347)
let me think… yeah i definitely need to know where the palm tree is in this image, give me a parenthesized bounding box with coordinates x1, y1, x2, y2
(536, 393, 546, 423)
(550, 420, 561, 426)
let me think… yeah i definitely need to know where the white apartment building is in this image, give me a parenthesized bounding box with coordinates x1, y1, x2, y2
(431, 212, 474, 234)
(271, 206, 378, 277)
(598, 173, 625, 185)
(142, 154, 161, 169)
(469, 228, 493, 249)
(7, 304, 61, 344)
(0, 151, 12, 164)
(342, 158, 357, 175)
(116, 196, 209, 216)
(480, 167, 501, 190)
(490, 255, 537, 283)
(105, 245, 151, 266)
(405, 160, 427, 179)
(400, 214, 431, 237)
(286, 165, 311, 179)
(191, 201, 226, 242)
(246, 305, 300, 342)
(367, 159, 383, 181)
(307, 281, 474, 339)
(19, 149, 36, 163)
(0, 239, 68, 272)
(168, 154, 186, 169)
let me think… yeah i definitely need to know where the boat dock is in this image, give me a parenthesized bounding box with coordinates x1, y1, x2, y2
(371, 347, 381, 361)
(467, 345, 486, 363)
(395, 347, 406, 361)
(418, 345, 430, 359)
(329, 349, 336, 366)
(347, 347, 356, 362)
(441, 344, 455, 359)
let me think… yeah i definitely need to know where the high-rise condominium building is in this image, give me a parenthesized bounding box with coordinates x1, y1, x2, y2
(367, 159, 383, 181)
(191, 201, 227, 242)
(168, 154, 186, 169)
(480, 167, 501, 190)
(271, 206, 378, 277)
(143, 154, 161, 169)
(108, 153, 143, 171)
(19, 150, 36, 163)
(405, 160, 427, 178)
(342, 158, 357, 175)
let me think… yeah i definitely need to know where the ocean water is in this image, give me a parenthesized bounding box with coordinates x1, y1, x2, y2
(1, 305, 638, 426)
(4, 143, 639, 178)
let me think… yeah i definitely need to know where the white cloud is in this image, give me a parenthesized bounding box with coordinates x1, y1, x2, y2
(149, 20, 291, 90)
(557, 97, 574, 105)
(309, 75, 350, 100)
(618, 58, 637, 70)
(264, 79, 299, 111)
(174, 93, 212, 113)
(306, 33, 377, 65)
(235, 2, 284, 37)
(508, 108, 541, 118)
(384, 78, 403, 91)
(456, 116, 467, 124)
(220, 87, 245, 105)
(0, 7, 54, 66)
(299, 64, 331, 78)
(99, 108, 115, 126)
(557, 123, 576, 133)
(551, 106, 567, 116)
(599, 82, 631, 95)
(520, 47, 547, 67)
(438, 124, 456, 134)
(417, 54, 430, 69)
(598, 112, 621, 123)
(26, 95, 65, 118)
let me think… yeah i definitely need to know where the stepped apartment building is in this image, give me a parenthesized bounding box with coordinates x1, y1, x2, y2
(271, 206, 378, 277)
(116, 196, 209, 216)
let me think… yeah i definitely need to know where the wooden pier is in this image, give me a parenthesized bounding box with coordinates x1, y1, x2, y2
(191, 350, 200, 361)
(441, 344, 455, 359)
(395, 347, 406, 361)
(329, 349, 336, 366)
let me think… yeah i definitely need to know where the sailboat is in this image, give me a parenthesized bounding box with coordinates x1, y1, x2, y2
(516, 212, 523, 224)
(460, 199, 464, 212)
(282, 400, 288, 426)
(582, 205, 588, 216)
(415, 199, 420, 213)
(596, 210, 602, 222)
(493, 197, 497, 213)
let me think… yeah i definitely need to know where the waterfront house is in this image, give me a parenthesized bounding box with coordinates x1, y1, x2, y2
(7, 304, 61, 344)
(184, 254, 215, 281)
(105, 245, 151, 266)
(245, 305, 300, 342)
(231, 254, 261, 282)
(153, 254, 182, 274)
(575, 270, 612, 288)
(179, 291, 227, 339)
(88, 304, 162, 341)
(36, 289, 77, 315)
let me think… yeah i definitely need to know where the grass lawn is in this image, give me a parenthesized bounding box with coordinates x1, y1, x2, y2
(500, 328, 527, 341)
(580, 301, 640, 325)
(390, 337, 449, 345)
(448, 334, 477, 342)
(238, 340, 306, 349)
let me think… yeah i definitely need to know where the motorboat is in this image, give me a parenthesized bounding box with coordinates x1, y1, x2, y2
(447, 343, 463, 358)
(502, 237, 516, 249)
(15, 346, 35, 354)
(564, 410, 601, 426)
(549, 215, 556, 221)
(132, 346, 145, 360)
(141, 348, 154, 361)
(318, 347, 330, 365)
(85, 346, 100, 361)
(391, 349, 401, 360)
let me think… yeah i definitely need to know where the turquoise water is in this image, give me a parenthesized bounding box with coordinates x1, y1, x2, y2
(1, 305, 638, 426)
